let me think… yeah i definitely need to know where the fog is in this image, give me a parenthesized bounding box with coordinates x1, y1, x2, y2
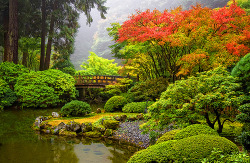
(71, 0, 228, 69)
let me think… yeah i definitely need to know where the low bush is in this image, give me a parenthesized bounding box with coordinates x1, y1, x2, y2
(103, 120, 119, 130)
(61, 100, 91, 117)
(0, 78, 17, 109)
(0, 62, 29, 87)
(15, 69, 76, 107)
(174, 124, 219, 140)
(122, 101, 154, 113)
(202, 148, 250, 163)
(128, 135, 239, 163)
(128, 77, 168, 102)
(156, 129, 181, 144)
(104, 96, 128, 112)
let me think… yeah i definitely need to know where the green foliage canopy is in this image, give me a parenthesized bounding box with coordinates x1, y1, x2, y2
(148, 67, 243, 133)
(77, 52, 121, 75)
(15, 69, 76, 108)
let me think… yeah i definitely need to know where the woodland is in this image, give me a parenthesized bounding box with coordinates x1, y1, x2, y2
(0, 0, 250, 162)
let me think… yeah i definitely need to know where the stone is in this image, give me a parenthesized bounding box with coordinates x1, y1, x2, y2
(81, 123, 92, 132)
(85, 131, 101, 138)
(66, 121, 81, 133)
(40, 121, 51, 129)
(96, 108, 102, 114)
(45, 130, 51, 134)
(52, 112, 60, 118)
(53, 128, 59, 135)
(128, 117, 137, 121)
(136, 114, 144, 120)
(34, 116, 44, 128)
(104, 129, 113, 137)
(58, 122, 66, 130)
(120, 115, 127, 122)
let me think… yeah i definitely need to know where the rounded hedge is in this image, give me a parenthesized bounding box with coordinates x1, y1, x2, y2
(128, 135, 239, 163)
(104, 96, 128, 112)
(156, 129, 181, 144)
(15, 69, 76, 108)
(61, 100, 91, 117)
(122, 101, 154, 113)
(174, 124, 219, 140)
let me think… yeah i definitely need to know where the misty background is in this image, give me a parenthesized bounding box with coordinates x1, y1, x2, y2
(71, 0, 228, 70)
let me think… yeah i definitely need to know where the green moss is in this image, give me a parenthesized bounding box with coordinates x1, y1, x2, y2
(156, 129, 181, 144)
(128, 135, 239, 163)
(85, 131, 101, 138)
(103, 120, 119, 130)
(174, 124, 219, 140)
(59, 129, 77, 137)
(104, 129, 113, 137)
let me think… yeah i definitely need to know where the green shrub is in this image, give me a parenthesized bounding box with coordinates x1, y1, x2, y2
(103, 120, 119, 130)
(128, 77, 168, 102)
(231, 53, 250, 94)
(122, 101, 154, 113)
(156, 129, 181, 144)
(174, 124, 219, 140)
(202, 148, 250, 163)
(104, 96, 128, 112)
(61, 67, 76, 76)
(0, 62, 29, 86)
(15, 69, 76, 108)
(61, 100, 91, 117)
(0, 78, 17, 109)
(128, 135, 239, 163)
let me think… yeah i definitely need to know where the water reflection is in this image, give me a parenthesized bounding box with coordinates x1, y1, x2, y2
(0, 107, 140, 163)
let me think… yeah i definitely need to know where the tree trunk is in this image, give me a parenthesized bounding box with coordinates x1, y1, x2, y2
(204, 112, 214, 129)
(7, 0, 19, 63)
(22, 49, 28, 67)
(40, 0, 46, 71)
(44, 1, 57, 70)
(3, 7, 9, 62)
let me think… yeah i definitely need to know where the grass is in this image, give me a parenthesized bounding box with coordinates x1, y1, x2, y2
(46, 112, 138, 127)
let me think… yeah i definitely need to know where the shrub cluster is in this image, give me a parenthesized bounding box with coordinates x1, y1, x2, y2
(128, 135, 239, 163)
(174, 124, 219, 140)
(122, 101, 154, 113)
(15, 69, 76, 108)
(61, 100, 91, 117)
(104, 96, 128, 112)
(0, 78, 17, 109)
(128, 77, 168, 102)
(156, 129, 181, 144)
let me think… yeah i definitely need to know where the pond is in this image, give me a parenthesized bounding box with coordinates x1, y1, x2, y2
(0, 105, 140, 163)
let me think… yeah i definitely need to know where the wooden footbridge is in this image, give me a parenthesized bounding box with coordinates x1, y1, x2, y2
(74, 75, 128, 88)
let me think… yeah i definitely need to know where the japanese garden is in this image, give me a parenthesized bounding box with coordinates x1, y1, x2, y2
(0, 0, 249, 162)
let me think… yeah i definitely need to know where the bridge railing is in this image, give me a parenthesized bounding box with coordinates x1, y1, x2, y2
(74, 75, 127, 86)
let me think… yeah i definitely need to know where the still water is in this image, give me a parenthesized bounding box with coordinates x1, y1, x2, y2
(0, 106, 140, 163)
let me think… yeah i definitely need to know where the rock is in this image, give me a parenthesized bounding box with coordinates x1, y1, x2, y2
(81, 123, 92, 132)
(85, 131, 101, 138)
(128, 117, 137, 121)
(45, 130, 51, 134)
(34, 116, 44, 128)
(52, 112, 60, 118)
(120, 115, 127, 122)
(40, 121, 51, 129)
(104, 129, 113, 137)
(59, 129, 77, 137)
(103, 120, 119, 130)
(53, 128, 60, 135)
(58, 122, 66, 130)
(66, 121, 81, 133)
(136, 114, 144, 120)
(96, 108, 102, 114)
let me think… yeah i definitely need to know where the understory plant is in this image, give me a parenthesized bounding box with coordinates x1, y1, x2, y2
(61, 100, 91, 117)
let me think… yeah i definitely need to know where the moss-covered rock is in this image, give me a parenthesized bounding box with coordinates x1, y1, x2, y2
(81, 122, 92, 132)
(156, 129, 181, 144)
(128, 135, 239, 163)
(104, 129, 113, 137)
(59, 129, 77, 137)
(174, 124, 219, 140)
(93, 125, 106, 133)
(85, 131, 101, 138)
(103, 120, 119, 130)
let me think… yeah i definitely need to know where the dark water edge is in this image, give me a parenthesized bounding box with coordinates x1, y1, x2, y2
(0, 106, 140, 163)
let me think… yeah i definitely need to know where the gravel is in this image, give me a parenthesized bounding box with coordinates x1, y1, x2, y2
(113, 121, 168, 148)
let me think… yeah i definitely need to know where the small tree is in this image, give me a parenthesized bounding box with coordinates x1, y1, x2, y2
(77, 52, 121, 75)
(148, 67, 243, 133)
